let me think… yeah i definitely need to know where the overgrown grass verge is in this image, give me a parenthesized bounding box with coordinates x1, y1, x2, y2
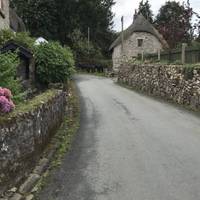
(34, 81, 80, 198)
(50, 82, 80, 168)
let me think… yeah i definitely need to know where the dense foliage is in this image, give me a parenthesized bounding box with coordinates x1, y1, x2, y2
(0, 30, 35, 49)
(155, 1, 194, 48)
(34, 42, 75, 85)
(0, 28, 75, 91)
(14, 32, 35, 49)
(70, 29, 103, 61)
(0, 52, 22, 101)
(0, 53, 20, 94)
(0, 29, 15, 45)
(10, 0, 116, 58)
(138, 0, 153, 23)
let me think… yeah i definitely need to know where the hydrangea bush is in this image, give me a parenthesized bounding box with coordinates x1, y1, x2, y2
(0, 88, 15, 113)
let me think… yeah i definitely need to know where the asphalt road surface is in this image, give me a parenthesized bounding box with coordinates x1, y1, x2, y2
(38, 74, 200, 200)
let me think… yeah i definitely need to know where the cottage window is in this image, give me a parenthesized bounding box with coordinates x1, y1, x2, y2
(137, 39, 143, 47)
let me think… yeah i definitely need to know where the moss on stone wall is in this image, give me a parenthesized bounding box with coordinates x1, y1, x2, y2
(0, 89, 58, 125)
(0, 89, 66, 195)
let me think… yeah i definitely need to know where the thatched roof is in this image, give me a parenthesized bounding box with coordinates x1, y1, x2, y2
(109, 14, 169, 50)
(9, 8, 26, 32)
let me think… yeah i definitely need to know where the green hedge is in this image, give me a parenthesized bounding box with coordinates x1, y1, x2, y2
(34, 42, 75, 85)
(0, 29, 35, 49)
(0, 52, 23, 101)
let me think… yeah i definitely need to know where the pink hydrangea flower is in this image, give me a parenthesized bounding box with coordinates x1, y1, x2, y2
(0, 87, 15, 113)
(3, 88, 12, 100)
(0, 88, 4, 96)
(0, 96, 12, 113)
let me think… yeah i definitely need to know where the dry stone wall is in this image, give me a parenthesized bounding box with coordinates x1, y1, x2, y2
(0, 90, 66, 194)
(118, 64, 200, 110)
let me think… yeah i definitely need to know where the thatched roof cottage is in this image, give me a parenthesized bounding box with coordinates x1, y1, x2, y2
(110, 14, 168, 71)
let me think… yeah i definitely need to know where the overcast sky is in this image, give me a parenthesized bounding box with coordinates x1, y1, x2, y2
(112, 0, 200, 31)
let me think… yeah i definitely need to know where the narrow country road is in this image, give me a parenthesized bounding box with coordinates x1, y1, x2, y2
(38, 74, 200, 200)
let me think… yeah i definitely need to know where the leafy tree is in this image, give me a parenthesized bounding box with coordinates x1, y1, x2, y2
(76, 0, 115, 56)
(138, 0, 154, 23)
(11, 0, 115, 57)
(11, 0, 58, 40)
(155, 1, 193, 48)
(70, 29, 103, 61)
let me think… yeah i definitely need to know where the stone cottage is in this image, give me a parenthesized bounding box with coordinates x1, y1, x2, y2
(109, 14, 169, 71)
(0, 0, 25, 32)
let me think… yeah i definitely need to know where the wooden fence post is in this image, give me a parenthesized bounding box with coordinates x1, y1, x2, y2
(168, 50, 171, 63)
(182, 43, 187, 64)
(158, 49, 161, 61)
(141, 51, 144, 62)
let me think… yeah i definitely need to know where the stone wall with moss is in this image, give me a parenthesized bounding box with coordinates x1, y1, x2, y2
(0, 89, 66, 194)
(118, 64, 200, 110)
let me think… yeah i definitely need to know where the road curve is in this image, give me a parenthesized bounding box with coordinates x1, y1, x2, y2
(38, 74, 200, 200)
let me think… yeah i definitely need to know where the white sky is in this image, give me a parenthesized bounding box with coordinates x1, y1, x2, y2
(112, 0, 200, 31)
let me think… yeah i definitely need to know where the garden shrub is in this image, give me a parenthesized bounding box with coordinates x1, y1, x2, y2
(34, 42, 75, 85)
(0, 29, 15, 46)
(0, 29, 35, 50)
(0, 52, 22, 102)
(14, 32, 35, 50)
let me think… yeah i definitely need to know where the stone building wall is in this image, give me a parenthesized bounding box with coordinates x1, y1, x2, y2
(112, 32, 162, 71)
(0, 90, 66, 194)
(118, 63, 200, 111)
(0, 0, 10, 30)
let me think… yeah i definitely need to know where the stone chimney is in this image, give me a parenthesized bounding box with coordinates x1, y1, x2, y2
(133, 9, 138, 23)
